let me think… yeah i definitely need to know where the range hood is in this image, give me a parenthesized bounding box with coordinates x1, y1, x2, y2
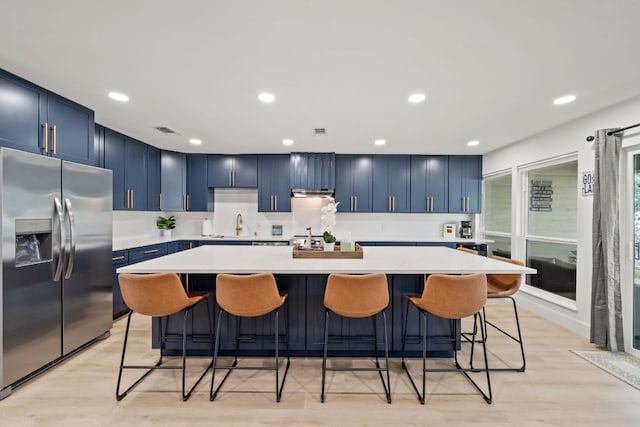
(291, 188, 335, 198)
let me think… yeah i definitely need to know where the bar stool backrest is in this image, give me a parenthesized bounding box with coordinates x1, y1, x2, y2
(324, 273, 389, 318)
(118, 273, 195, 317)
(457, 247, 478, 255)
(216, 273, 283, 317)
(415, 273, 487, 319)
(487, 256, 524, 296)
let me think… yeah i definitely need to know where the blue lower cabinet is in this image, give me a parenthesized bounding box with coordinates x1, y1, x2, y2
(112, 250, 129, 319)
(168, 240, 192, 254)
(417, 242, 456, 248)
(129, 243, 168, 263)
(197, 240, 252, 246)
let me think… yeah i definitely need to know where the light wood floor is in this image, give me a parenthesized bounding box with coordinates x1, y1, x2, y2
(1, 300, 639, 426)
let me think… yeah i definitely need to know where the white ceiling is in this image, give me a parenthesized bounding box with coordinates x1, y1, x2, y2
(2, 0, 640, 155)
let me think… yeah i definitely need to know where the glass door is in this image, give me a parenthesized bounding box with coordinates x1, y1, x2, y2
(633, 155, 640, 351)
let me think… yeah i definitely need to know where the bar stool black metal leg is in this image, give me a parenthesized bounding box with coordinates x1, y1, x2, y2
(321, 309, 330, 403)
(381, 311, 391, 404)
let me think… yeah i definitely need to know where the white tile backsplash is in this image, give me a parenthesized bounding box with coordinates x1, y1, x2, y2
(113, 189, 475, 241)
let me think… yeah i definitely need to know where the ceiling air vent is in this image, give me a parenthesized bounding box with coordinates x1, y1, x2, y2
(313, 128, 327, 136)
(153, 126, 179, 135)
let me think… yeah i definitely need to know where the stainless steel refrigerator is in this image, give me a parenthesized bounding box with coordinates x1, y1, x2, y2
(0, 147, 112, 398)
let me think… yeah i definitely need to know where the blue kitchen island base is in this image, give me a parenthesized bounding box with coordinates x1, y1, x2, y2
(152, 273, 459, 358)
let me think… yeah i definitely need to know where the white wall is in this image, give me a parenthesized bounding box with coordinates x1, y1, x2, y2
(483, 94, 640, 337)
(114, 189, 474, 242)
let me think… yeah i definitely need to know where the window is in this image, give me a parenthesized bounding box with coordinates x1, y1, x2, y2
(523, 160, 578, 300)
(484, 173, 512, 258)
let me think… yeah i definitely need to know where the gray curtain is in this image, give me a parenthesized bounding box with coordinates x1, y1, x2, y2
(591, 129, 624, 351)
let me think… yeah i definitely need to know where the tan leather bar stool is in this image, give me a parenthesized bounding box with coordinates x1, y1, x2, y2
(321, 273, 391, 403)
(210, 273, 290, 402)
(116, 273, 213, 401)
(456, 246, 478, 255)
(401, 273, 492, 404)
(482, 256, 526, 372)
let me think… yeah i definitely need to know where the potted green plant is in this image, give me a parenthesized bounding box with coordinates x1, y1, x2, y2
(323, 231, 337, 251)
(156, 215, 176, 237)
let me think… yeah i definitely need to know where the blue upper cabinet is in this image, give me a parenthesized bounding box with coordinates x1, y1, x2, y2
(258, 154, 291, 212)
(161, 150, 187, 211)
(0, 70, 46, 155)
(410, 155, 449, 213)
(104, 128, 148, 210)
(94, 124, 105, 168)
(207, 154, 257, 188)
(290, 152, 335, 190)
(448, 155, 482, 213)
(335, 154, 373, 212)
(187, 154, 209, 211)
(147, 146, 161, 211)
(46, 93, 94, 165)
(104, 129, 126, 210)
(0, 69, 94, 165)
(372, 155, 411, 213)
(125, 139, 147, 210)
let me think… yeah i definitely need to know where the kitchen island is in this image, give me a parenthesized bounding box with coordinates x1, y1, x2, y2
(117, 245, 535, 357)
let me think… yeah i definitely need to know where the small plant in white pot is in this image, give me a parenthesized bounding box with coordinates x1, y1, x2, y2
(320, 199, 339, 251)
(156, 215, 176, 237)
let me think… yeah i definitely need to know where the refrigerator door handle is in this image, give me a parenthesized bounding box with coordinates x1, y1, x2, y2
(53, 197, 65, 281)
(64, 198, 77, 279)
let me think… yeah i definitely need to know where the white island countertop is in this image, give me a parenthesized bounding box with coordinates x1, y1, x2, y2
(117, 245, 535, 275)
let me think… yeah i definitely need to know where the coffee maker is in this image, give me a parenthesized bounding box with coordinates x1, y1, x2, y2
(460, 220, 472, 238)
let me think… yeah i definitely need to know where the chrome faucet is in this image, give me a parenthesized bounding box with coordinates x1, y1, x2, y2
(235, 213, 243, 236)
(304, 226, 312, 249)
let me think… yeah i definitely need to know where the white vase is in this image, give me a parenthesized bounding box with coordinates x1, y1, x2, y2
(160, 229, 172, 238)
(323, 242, 335, 252)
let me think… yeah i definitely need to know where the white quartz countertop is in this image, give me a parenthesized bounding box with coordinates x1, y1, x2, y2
(117, 245, 534, 275)
(113, 234, 492, 251)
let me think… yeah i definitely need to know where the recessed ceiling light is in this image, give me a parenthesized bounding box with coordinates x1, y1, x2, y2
(553, 95, 576, 105)
(258, 92, 275, 103)
(408, 93, 426, 103)
(374, 139, 387, 146)
(282, 138, 294, 146)
(189, 138, 202, 145)
(467, 140, 480, 147)
(108, 91, 129, 102)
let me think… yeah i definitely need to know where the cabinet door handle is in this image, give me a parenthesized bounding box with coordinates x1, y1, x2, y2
(52, 125, 57, 154)
(274, 195, 278, 211)
(392, 196, 396, 212)
(186, 194, 190, 210)
(125, 190, 130, 209)
(461, 197, 465, 212)
(232, 170, 236, 187)
(143, 249, 159, 254)
(430, 197, 434, 212)
(388, 196, 392, 212)
(42, 122, 49, 152)
(131, 190, 134, 209)
(159, 193, 163, 210)
(354, 196, 358, 212)
(228, 170, 232, 186)
(182, 195, 186, 210)
(112, 255, 125, 261)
